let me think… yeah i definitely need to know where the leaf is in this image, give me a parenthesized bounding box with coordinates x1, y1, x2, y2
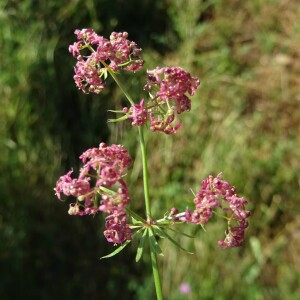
(129, 225, 144, 229)
(99, 186, 115, 195)
(107, 115, 129, 123)
(153, 226, 193, 254)
(126, 207, 146, 224)
(148, 228, 163, 256)
(152, 226, 168, 238)
(100, 229, 143, 259)
(131, 216, 143, 225)
(100, 239, 132, 259)
(165, 226, 195, 238)
(131, 216, 139, 225)
(103, 69, 108, 80)
(135, 228, 148, 262)
(108, 109, 125, 114)
(200, 223, 206, 232)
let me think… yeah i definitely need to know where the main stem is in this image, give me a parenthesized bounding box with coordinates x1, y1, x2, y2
(138, 126, 152, 220)
(110, 72, 163, 299)
(107, 68, 135, 106)
(149, 229, 163, 300)
(139, 126, 163, 299)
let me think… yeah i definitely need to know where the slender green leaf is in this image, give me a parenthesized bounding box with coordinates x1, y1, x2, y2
(100, 239, 132, 259)
(153, 226, 193, 254)
(148, 228, 163, 256)
(108, 109, 124, 113)
(131, 216, 144, 226)
(165, 226, 195, 238)
(135, 228, 148, 262)
(103, 69, 108, 80)
(153, 228, 166, 239)
(99, 186, 115, 195)
(126, 207, 146, 224)
(107, 115, 129, 123)
(200, 223, 206, 232)
(129, 225, 144, 229)
(100, 228, 143, 259)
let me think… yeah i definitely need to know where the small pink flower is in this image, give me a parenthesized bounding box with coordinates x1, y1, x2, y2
(99, 180, 130, 214)
(109, 32, 143, 72)
(175, 95, 191, 114)
(79, 143, 132, 185)
(55, 170, 91, 200)
(143, 66, 200, 134)
(74, 28, 102, 45)
(186, 173, 250, 247)
(218, 220, 249, 248)
(68, 41, 83, 58)
(123, 59, 144, 72)
(55, 143, 132, 218)
(149, 111, 182, 135)
(144, 66, 200, 105)
(73, 57, 106, 94)
(104, 211, 133, 244)
(69, 29, 144, 94)
(179, 282, 191, 295)
(127, 99, 148, 126)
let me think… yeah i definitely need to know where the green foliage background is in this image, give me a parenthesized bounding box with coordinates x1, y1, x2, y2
(0, 0, 299, 299)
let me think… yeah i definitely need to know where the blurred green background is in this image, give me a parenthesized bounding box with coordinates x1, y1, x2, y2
(0, 0, 299, 299)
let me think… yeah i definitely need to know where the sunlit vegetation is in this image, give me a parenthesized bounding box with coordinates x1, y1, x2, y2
(0, 0, 299, 299)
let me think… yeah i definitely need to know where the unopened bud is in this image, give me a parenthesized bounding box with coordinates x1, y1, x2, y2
(77, 195, 85, 201)
(170, 207, 179, 215)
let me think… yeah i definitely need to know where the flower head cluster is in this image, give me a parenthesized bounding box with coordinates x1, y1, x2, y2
(144, 67, 199, 134)
(145, 66, 200, 103)
(69, 29, 144, 94)
(122, 66, 200, 134)
(123, 99, 148, 126)
(104, 211, 133, 244)
(55, 143, 133, 244)
(181, 173, 250, 247)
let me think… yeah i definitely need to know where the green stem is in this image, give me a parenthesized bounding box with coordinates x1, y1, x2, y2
(139, 122, 163, 299)
(138, 126, 152, 220)
(107, 67, 135, 106)
(149, 228, 163, 300)
(108, 69, 151, 220)
(110, 71, 163, 299)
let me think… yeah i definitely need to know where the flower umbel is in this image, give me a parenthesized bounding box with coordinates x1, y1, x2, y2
(190, 173, 250, 247)
(144, 66, 200, 103)
(69, 29, 144, 94)
(161, 173, 250, 248)
(118, 66, 200, 134)
(125, 99, 148, 126)
(104, 211, 134, 244)
(55, 143, 133, 243)
(143, 66, 200, 134)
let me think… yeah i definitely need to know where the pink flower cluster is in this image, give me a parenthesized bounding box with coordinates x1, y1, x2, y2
(104, 211, 133, 244)
(55, 143, 133, 244)
(123, 99, 148, 126)
(69, 29, 144, 94)
(183, 173, 250, 247)
(124, 66, 200, 134)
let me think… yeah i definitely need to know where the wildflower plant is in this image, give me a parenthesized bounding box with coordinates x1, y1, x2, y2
(55, 29, 250, 300)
